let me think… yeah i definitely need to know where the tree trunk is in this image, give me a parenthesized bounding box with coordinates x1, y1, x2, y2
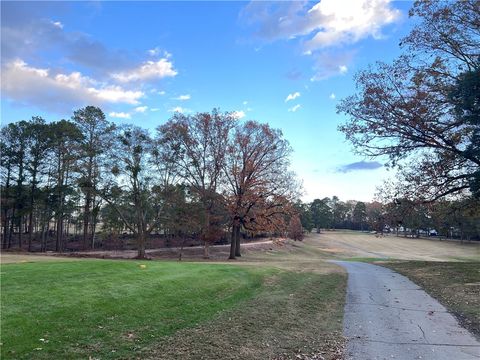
(18, 215, 23, 249)
(203, 241, 210, 259)
(178, 235, 185, 261)
(2, 215, 9, 250)
(28, 211, 33, 252)
(137, 232, 146, 259)
(234, 225, 241, 257)
(229, 225, 237, 259)
(56, 216, 63, 252)
(3, 163, 11, 249)
(8, 210, 14, 249)
(83, 193, 91, 249)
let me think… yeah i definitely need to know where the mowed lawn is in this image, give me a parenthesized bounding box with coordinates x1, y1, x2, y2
(1, 260, 270, 359)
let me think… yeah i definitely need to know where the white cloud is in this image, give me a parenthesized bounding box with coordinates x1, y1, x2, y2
(134, 106, 148, 113)
(329, 93, 336, 100)
(173, 94, 191, 101)
(147, 47, 160, 56)
(2, 59, 143, 111)
(109, 112, 131, 119)
(243, 100, 248, 105)
(243, 0, 401, 51)
(169, 106, 186, 113)
(304, 0, 400, 51)
(339, 65, 348, 74)
(51, 21, 63, 29)
(232, 110, 246, 119)
(112, 58, 178, 83)
(288, 104, 301, 112)
(151, 108, 160, 112)
(285, 91, 301, 102)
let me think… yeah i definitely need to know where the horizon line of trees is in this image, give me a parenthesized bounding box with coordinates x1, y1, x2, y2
(1, 108, 302, 259)
(296, 196, 479, 241)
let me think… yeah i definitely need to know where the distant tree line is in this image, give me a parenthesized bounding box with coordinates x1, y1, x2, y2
(295, 196, 479, 241)
(1, 108, 301, 259)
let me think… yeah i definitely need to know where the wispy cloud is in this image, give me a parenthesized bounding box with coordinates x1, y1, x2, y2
(285, 91, 301, 102)
(336, 161, 383, 173)
(329, 93, 336, 100)
(168, 106, 188, 113)
(147, 47, 160, 56)
(51, 20, 63, 29)
(288, 104, 301, 112)
(109, 111, 131, 119)
(310, 50, 355, 81)
(173, 94, 191, 101)
(134, 106, 148, 113)
(232, 110, 246, 119)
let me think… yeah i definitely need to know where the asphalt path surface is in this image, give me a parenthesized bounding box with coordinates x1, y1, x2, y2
(334, 261, 480, 360)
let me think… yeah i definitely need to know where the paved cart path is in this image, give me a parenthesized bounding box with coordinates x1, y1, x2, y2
(334, 261, 480, 360)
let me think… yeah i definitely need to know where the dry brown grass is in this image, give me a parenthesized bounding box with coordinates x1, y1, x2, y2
(310, 230, 480, 261)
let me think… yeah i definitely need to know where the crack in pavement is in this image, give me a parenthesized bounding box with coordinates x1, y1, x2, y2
(417, 324, 428, 343)
(346, 302, 449, 314)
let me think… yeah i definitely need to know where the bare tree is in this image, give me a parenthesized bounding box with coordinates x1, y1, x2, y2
(338, 0, 480, 201)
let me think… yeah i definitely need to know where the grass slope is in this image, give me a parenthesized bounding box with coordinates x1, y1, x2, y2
(145, 271, 346, 360)
(1, 260, 269, 359)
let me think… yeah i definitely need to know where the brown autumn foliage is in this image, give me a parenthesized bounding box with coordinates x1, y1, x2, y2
(223, 121, 300, 259)
(288, 215, 304, 241)
(157, 109, 235, 258)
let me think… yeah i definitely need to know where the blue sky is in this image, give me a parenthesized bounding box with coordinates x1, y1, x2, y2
(1, 0, 414, 202)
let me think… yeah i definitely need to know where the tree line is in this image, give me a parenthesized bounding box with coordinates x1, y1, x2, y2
(1, 108, 301, 259)
(295, 196, 479, 241)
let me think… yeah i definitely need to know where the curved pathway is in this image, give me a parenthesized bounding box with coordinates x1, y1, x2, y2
(334, 261, 480, 360)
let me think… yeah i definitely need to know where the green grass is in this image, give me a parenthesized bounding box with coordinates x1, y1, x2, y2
(381, 261, 480, 339)
(1, 260, 270, 359)
(145, 270, 347, 359)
